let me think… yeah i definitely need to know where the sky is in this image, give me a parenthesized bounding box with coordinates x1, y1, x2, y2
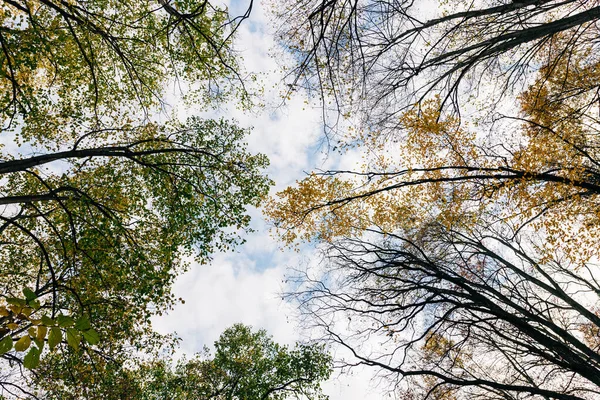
(152, 1, 387, 399)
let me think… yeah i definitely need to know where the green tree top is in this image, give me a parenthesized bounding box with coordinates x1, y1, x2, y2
(37, 324, 332, 400)
(0, 0, 247, 144)
(0, 0, 272, 396)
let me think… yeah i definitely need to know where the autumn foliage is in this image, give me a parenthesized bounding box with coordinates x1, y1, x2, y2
(268, 0, 600, 398)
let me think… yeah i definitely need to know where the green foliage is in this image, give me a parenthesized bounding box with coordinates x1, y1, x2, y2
(0, 0, 242, 144)
(0, 0, 270, 397)
(0, 336, 12, 354)
(34, 325, 331, 400)
(0, 289, 99, 368)
(130, 324, 332, 400)
(23, 346, 40, 369)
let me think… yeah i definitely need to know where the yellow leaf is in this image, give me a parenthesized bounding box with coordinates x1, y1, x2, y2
(37, 326, 48, 342)
(14, 335, 31, 352)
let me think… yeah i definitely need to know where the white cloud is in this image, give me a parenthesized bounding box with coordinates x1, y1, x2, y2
(153, 242, 384, 400)
(153, 0, 390, 398)
(154, 252, 295, 350)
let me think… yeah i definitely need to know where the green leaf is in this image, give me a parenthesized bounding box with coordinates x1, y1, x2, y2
(37, 325, 48, 342)
(41, 315, 55, 326)
(23, 346, 40, 369)
(66, 328, 80, 351)
(29, 300, 41, 310)
(82, 329, 100, 345)
(14, 335, 31, 352)
(57, 315, 75, 328)
(48, 327, 62, 351)
(0, 336, 13, 354)
(6, 298, 25, 307)
(75, 315, 91, 331)
(22, 288, 36, 302)
(21, 307, 33, 317)
(34, 337, 45, 352)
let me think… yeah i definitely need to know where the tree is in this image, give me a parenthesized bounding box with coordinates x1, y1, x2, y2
(273, 0, 600, 133)
(0, 0, 271, 397)
(0, 0, 249, 131)
(287, 223, 600, 399)
(36, 324, 332, 400)
(269, 0, 600, 271)
(268, 20, 600, 261)
(267, 1, 600, 398)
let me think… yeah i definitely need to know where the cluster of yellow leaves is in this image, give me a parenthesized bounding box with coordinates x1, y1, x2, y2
(422, 332, 465, 368)
(417, 333, 463, 400)
(267, 39, 600, 267)
(402, 98, 478, 169)
(421, 376, 458, 400)
(266, 98, 484, 244)
(580, 309, 600, 352)
(265, 175, 365, 244)
(507, 39, 600, 264)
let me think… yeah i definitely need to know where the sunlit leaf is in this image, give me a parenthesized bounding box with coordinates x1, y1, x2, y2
(23, 347, 40, 369)
(82, 329, 100, 345)
(0, 336, 13, 354)
(75, 315, 91, 331)
(6, 298, 25, 307)
(29, 300, 41, 310)
(15, 335, 31, 352)
(37, 326, 48, 342)
(57, 315, 75, 328)
(48, 327, 62, 351)
(23, 288, 36, 301)
(66, 328, 81, 351)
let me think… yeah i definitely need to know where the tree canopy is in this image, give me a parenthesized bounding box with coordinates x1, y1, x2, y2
(268, 0, 600, 398)
(37, 324, 332, 400)
(274, 0, 600, 133)
(0, 0, 245, 133)
(7, 0, 600, 398)
(0, 0, 274, 397)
